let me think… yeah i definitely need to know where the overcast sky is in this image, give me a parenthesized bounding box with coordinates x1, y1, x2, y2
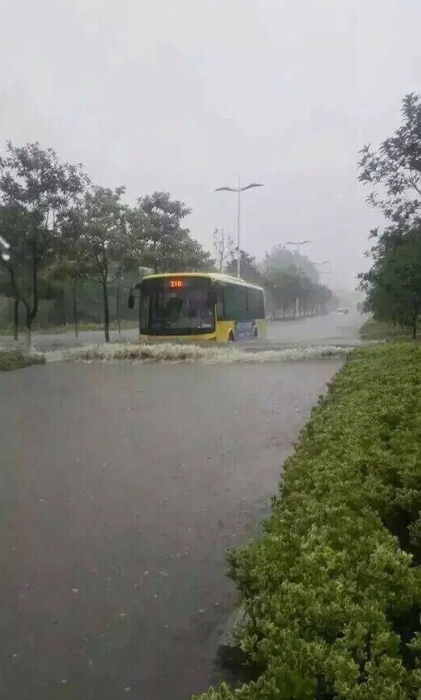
(1, 0, 420, 289)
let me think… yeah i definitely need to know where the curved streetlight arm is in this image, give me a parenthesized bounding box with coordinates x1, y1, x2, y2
(214, 181, 264, 277)
(240, 183, 264, 192)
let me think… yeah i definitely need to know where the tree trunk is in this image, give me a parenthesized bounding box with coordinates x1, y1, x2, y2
(102, 281, 110, 343)
(116, 282, 121, 334)
(72, 280, 79, 338)
(60, 289, 66, 326)
(13, 299, 19, 342)
(413, 316, 417, 339)
(25, 308, 32, 350)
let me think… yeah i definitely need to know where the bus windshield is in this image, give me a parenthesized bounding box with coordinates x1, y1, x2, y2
(141, 279, 215, 334)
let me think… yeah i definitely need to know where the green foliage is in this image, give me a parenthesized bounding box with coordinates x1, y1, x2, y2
(72, 186, 131, 278)
(0, 145, 214, 338)
(0, 347, 45, 371)
(359, 93, 421, 228)
(0, 142, 89, 332)
(260, 246, 332, 317)
(129, 191, 212, 273)
(359, 227, 421, 338)
(263, 266, 332, 318)
(226, 250, 262, 284)
(264, 245, 318, 282)
(63, 186, 135, 342)
(194, 345, 421, 700)
(359, 94, 421, 339)
(359, 318, 412, 341)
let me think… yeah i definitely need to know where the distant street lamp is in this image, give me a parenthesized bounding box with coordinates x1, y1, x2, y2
(215, 177, 264, 278)
(312, 260, 331, 281)
(285, 240, 311, 316)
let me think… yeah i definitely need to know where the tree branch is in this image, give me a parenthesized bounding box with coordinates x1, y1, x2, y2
(0, 259, 30, 310)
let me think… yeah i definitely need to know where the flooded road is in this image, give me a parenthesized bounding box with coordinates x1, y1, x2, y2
(0, 310, 364, 353)
(0, 359, 341, 700)
(267, 310, 364, 346)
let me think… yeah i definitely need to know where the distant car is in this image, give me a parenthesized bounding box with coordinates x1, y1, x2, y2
(336, 307, 349, 315)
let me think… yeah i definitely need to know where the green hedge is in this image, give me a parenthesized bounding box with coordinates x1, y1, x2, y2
(359, 318, 412, 341)
(0, 348, 46, 371)
(195, 344, 421, 700)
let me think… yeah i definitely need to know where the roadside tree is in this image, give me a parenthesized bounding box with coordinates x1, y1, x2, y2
(0, 142, 89, 344)
(359, 93, 421, 227)
(226, 249, 262, 284)
(264, 244, 318, 282)
(129, 191, 212, 273)
(359, 226, 421, 339)
(213, 228, 235, 272)
(69, 186, 132, 343)
(359, 94, 421, 338)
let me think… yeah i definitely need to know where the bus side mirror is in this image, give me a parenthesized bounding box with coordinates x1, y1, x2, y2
(128, 292, 135, 309)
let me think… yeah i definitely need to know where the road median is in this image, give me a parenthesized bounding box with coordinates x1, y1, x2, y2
(195, 343, 421, 700)
(0, 347, 45, 371)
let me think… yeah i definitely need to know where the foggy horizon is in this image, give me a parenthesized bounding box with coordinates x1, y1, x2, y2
(1, 0, 420, 291)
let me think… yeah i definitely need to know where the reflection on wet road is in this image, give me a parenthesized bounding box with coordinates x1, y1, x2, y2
(0, 359, 341, 700)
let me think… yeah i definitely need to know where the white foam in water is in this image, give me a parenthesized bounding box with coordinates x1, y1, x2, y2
(59, 342, 351, 364)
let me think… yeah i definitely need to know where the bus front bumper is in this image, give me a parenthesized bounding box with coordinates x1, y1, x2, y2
(139, 333, 217, 342)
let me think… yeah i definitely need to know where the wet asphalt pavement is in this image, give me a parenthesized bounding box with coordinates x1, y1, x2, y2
(0, 358, 342, 700)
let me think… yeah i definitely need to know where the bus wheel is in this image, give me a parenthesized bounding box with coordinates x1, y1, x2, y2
(228, 331, 235, 342)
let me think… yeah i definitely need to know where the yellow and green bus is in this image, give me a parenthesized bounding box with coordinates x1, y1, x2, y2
(128, 272, 266, 342)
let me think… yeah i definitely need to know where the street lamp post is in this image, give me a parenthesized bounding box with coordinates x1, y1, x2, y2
(215, 177, 264, 278)
(285, 240, 311, 317)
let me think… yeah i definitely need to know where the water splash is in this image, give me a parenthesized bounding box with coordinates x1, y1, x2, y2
(59, 342, 351, 365)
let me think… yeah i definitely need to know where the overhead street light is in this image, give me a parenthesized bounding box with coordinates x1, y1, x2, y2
(311, 260, 331, 282)
(215, 177, 264, 278)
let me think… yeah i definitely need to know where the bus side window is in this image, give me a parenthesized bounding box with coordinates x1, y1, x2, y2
(225, 285, 247, 320)
(247, 288, 262, 320)
(216, 290, 225, 320)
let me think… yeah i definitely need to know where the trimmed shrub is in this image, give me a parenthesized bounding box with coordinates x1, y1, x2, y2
(0, 348, 46, 371)
(194, 344, 421, 700)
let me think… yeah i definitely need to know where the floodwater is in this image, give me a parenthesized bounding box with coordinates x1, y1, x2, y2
(0, 359, 341, 700)
(0, 310, 365, 353)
